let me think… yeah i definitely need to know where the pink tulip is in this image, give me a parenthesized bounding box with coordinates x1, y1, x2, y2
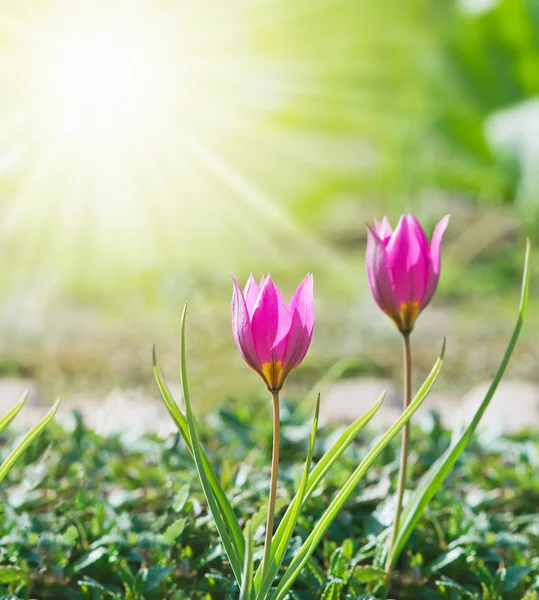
(232, 274, 314, 392)
(366, 214, 450, 333)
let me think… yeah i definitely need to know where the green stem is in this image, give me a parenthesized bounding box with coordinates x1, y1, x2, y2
(385, 331, 412, 574)
(262, 390, 280, 579)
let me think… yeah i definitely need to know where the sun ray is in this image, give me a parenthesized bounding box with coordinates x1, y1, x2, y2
(176, 131, 342, 265)
(0, 0, 386, 282)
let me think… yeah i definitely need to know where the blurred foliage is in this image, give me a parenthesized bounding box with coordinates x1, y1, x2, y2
(278, 0, 539, 229)
(0, 0, 538, 401)
(421, 0, 539, 220)
(0, 401, 537, 599)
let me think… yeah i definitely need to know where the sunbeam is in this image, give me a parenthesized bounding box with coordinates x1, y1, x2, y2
(0, 0, 391, 281)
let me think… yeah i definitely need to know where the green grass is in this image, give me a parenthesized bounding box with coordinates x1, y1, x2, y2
(0, 400, 537, 599)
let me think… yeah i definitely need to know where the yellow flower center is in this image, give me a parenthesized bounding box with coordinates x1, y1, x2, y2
(262, 360, 284, 392)
(387, 301, 420, 333)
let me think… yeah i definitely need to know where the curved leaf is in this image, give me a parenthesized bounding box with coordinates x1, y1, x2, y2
(387, 238, 531, 569)
(0, 399, 60, 483)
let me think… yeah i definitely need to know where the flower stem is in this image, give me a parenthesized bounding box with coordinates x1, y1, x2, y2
(385, 331, 412, 574)
(262, 390, 280, 579)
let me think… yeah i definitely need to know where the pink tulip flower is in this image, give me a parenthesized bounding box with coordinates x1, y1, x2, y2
(366, 214, 450, 333)
(232, 274, 314, 392)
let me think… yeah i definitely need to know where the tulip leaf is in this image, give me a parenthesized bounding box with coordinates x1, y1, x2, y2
(0, 399, 60, 483)
(256, 394, 321, 600)
(0, 391, 28, 435)
(253, 390, 386, 594)
(153, 348, 245, 561)
(269, 339, 446, 600)
(239, 521, 255, 600)
(177, 302, 244, 585)
(386, 238, 532, 570)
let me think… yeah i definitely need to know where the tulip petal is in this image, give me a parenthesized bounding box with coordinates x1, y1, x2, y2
(374, 216, 393, 243)
(243, 274, 260, 316)
(430, 214, 451, 277)
(250, 275, 291, 365)
(280, 311, 310, 382)
(283, 274, 314, 372)
(366, 226, 400, 316)
(405, 214, 430, 305)
(288, 274, 314, 333)
(385, 216, 412, 306)
(423, 214, 450, 306)
(231, 276, 261, 371)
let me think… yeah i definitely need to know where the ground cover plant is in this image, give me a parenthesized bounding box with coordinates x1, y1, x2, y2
(0, 399, 538, 599)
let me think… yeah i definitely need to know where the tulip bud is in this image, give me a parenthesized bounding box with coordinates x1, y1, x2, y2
(232, 274, 314, 391)
(366, 214, 449, 333)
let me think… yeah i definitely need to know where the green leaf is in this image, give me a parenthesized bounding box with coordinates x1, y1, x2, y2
(320, 582, 341, 600)
(256, 394, 321, 599)
(0, 399, 60, 484)
(77, 577, 120, 599)
(342, 538, 354, 560)
(153, 346, 245, 559)
(63, 524, 79, 545)
(172, 484, 190, 513)
(387, 239, 532, 570)
(435, 576, 476, 598)
(0, 392, 28, 435)
(269, 340, 445, 600)
(0, 566, 29, 585)
(353, 566, 387, 584)
(328, 547, 346, 579)
(501, 565, 531, 592)
(253, 391, 385, 593)
(143, 566, 173, 592)
(428, 547, 467, 573)
(71, 547, 109, 573)
(239, 521, 255, 600)
(176, 303, 243, 584)
(162, 518, 186, 544)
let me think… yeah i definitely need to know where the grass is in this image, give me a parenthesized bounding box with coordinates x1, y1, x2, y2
(0, 398, 537, 599)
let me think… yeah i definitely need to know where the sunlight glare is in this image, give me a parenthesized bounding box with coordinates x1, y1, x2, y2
(37, 23, 168, 139)
(0, 0, 336, 279)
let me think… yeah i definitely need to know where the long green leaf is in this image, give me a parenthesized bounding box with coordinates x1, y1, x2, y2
(387, 238, 531, 569)
(239, 521, 255, 600)
(0, 392, 28, 435)
(177, 303, 244, 584)
(153, 349, 245, 559)
(253, 391, 385, 593)
(269, 340, 446, 600)
(256, 394, 321, 600)
(0, 399, 60, 483)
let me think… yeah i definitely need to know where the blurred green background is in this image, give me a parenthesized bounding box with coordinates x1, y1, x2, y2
(0, 0, 537, 408)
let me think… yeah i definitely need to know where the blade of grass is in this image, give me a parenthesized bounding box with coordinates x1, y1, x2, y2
(269, 340, 446, 600)
(153, 351, 190, 443)
(239, 521, 255, 600)
(387, 238, 531, 569)
(177, 303, 243, 584)
(256, 394, 321, 600)
(0, 392, 28, 435)
(0, 399, 60, 483)
(153, 349, 245, 559)
(253, 391, 385, 593)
